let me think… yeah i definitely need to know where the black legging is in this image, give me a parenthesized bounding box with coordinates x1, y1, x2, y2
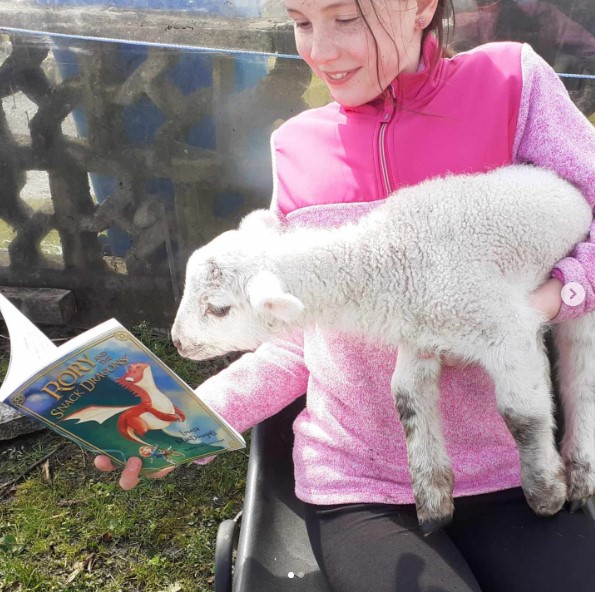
(304, 488, 595, 592)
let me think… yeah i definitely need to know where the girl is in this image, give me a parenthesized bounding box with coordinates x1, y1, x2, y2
(97, 1, 595, 590)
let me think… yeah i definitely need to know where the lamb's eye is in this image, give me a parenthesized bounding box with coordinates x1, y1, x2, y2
(206, 303, 231, 318)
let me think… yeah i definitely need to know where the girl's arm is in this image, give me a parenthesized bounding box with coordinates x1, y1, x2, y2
(95, 333, 309, 486)
(194, 332, 309, 434)
(514, 44, 595, 322)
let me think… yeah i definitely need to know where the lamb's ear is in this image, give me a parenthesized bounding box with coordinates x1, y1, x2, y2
(239, 209, 281, 233)
(247, 270, 304, 323)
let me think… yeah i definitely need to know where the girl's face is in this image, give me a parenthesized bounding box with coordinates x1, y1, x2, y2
(285, 0, 426, 107)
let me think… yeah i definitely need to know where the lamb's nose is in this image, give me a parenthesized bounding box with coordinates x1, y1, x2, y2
(172, 337, 182, 351)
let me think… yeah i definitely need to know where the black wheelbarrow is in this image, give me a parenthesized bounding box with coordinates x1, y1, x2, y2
(214, 395, 330, 591)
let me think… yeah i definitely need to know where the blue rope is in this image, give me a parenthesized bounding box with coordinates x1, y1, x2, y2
(558, 72, 595, 80)
(0, 25, 594, 80)
(0, 26, 302, 60)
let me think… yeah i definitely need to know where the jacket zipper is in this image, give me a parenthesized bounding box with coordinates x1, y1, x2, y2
(379, 113, 392, 195)
(378, 87, 397, 196)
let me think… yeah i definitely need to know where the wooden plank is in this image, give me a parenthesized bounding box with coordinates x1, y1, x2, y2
(0, 286, 76, 325)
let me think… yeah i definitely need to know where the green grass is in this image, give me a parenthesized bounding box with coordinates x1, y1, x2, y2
(0, 326, 248, 592)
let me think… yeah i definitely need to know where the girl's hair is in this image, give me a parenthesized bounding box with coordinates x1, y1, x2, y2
(355, 0, 455, 98)
(424, 0, 455, 59)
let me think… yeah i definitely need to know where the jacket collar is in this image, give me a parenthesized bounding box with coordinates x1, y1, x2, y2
(341, 35, 443, 116)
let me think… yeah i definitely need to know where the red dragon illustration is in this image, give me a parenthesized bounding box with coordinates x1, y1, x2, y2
(63, 362, 186, 445)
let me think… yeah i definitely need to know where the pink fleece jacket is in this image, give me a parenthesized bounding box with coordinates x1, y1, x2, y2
(195, 38, 595, 506)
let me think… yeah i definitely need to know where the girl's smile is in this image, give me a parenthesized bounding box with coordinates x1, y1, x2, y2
(284, 0, 432, 107)
(320, 67, 361, 85)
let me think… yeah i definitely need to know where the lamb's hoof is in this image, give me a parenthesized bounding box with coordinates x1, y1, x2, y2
(565, 457, 595, 511)
(525, 477, 567, 516)
(414, 469, 455, 535)
(419, 514, 452, 536)
(569, 499, 585, 514)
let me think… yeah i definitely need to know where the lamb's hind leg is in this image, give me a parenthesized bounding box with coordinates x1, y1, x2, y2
(481, 333, 566, 516)
(391, 346, 454, 534)
(553, 313, 595, 510)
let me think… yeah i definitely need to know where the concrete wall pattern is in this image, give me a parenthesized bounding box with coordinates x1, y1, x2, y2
(0, 29, 312, 327)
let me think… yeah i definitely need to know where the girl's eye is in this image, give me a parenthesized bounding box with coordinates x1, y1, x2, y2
(337, 17, 359, 26)
(206, 304, 231, 318)
(293, 20, 311, 31)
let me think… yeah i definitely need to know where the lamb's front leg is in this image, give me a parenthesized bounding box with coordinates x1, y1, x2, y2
(553, 314, 595, 510)
(391, 346, 454, 534)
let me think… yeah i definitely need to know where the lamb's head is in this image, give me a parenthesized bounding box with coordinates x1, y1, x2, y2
(171, 212, 305, 361)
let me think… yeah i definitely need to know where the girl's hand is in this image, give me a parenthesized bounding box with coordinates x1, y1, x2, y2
(529, 277, 563, 321)
(94, 455, 175, 490)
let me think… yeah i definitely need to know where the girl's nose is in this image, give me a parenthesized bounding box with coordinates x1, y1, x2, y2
(309, 30, 340, 64)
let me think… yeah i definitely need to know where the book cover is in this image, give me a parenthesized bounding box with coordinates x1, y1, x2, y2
(0, 294, 245, 474)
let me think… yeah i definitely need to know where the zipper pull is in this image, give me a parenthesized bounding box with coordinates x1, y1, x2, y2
(382, 85, 397, 121)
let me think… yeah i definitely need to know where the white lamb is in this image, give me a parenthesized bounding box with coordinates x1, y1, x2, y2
(171, 165, 595, 533)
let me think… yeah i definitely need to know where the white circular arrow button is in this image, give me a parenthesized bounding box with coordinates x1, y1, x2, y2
(561, 282, 586, 307)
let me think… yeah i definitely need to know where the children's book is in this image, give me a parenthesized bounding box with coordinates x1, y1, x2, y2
(0, 294, 245, 474)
